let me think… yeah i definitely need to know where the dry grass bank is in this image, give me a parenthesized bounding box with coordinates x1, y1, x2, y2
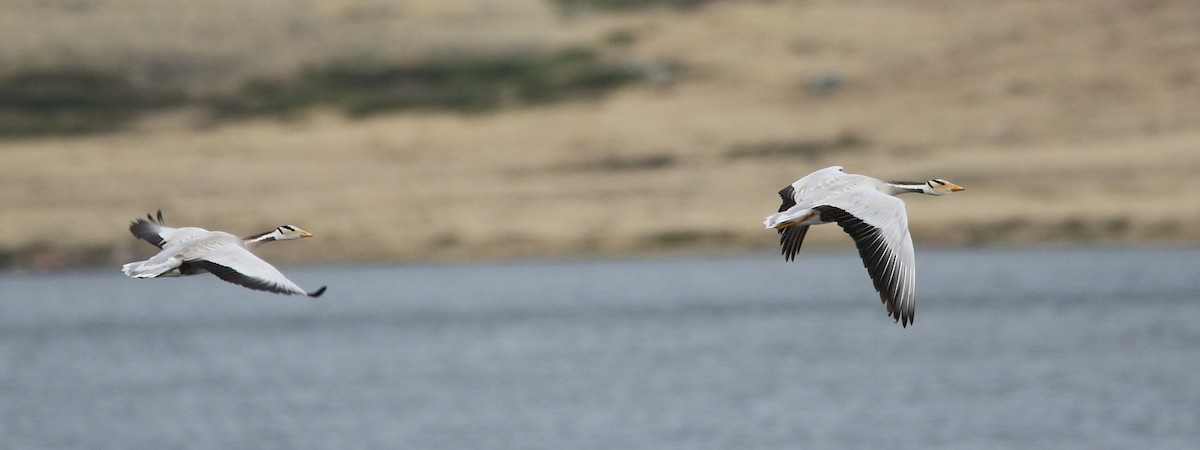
(2, 0, 1199, 268)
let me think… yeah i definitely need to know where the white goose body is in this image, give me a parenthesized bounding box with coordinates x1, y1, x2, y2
(122, 211, 326, 297)
(763, 166, 962, 327)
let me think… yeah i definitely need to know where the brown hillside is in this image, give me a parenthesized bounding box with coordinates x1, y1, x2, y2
(2, 0, 1198, 268)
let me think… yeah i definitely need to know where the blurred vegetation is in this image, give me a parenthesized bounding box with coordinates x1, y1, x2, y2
(959, 216, 1143, 247)
(551, 0, 716, 12)
(640, 229, 736, 249)
(213, 47, 643, 118)
(726, 131, 867, 160)
(0, 47, 651, 137)
(0, 70, 184, 137)
(570, 153, 677, 172)
(0, 241, 115, 271)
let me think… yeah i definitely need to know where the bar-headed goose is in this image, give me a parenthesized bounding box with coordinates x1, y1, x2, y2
(763, 166, 963, 327)
(122, 211, 326, 297)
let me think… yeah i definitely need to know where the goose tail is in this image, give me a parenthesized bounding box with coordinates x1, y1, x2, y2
(122, 259, 177, 279)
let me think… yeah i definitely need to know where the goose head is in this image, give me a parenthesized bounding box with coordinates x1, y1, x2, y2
(924, 179, 965, 196)
(273, 225, 313, 240)
(246, 225, 313, 244)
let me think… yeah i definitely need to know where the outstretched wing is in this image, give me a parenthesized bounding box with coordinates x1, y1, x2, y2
(788, 165, 845, 205)
(129, 210, 209, 250)
(814, 189, 916, 327)
(129, 210, 173, 248)
(188, 245, 326, 297)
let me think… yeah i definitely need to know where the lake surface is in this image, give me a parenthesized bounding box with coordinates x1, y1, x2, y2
(2, 247, 1199, 449)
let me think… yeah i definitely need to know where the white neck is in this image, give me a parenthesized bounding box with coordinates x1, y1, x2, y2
(884, 181, 935, 195)
(243, 230, 282, 246)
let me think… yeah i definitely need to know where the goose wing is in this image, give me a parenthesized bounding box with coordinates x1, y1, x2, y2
(187, 244, 326, 297)
(129, 210, 208, 250)
(814, 188, 916, 327)
(772, 166, 845, 260)
(778, 224, 810, 262)
(129, 211, 173, 248)
(788, 165, 846, 204)
(775, 184, 812, 261)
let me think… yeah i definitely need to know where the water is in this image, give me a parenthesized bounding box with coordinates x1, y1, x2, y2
(2, 247, 1199, 449)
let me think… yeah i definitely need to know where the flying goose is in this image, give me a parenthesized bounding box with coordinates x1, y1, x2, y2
(763, 166, 963, 326)
(122, 211, 326, 297)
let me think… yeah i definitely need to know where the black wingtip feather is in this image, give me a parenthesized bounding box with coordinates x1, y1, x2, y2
(308, 286, 327, 298)
(130, 210, 168, 248)
(778, 225, 810, 262)
(777, 185, 797, 212)
(140, 210, 165, 225)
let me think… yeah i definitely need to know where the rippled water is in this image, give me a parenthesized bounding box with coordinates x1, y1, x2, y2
(2, 247, 1199, 449)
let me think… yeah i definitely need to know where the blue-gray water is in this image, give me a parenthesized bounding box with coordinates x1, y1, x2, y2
(2, 247, 1199, 449)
